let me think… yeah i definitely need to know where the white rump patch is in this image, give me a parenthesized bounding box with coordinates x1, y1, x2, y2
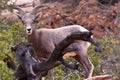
(78, 25, 89, 32)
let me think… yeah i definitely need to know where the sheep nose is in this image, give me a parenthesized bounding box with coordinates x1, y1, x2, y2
(26, 26, 32, 34)
(27, 28, 31, 32)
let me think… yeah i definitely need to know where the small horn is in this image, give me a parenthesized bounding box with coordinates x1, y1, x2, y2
(13, 5, 26, 16)
(30, 5, 45, 15)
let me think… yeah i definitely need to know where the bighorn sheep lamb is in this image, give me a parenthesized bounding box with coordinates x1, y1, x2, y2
(11, 32, 103, 80)
(13, 5, 104, 79)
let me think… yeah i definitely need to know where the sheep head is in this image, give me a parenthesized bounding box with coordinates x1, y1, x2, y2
(13, 5, 44, 35)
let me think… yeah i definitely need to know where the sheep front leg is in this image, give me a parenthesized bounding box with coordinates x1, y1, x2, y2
(48, 69, 54, 80)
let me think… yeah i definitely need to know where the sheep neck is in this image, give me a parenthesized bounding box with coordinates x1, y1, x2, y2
(27, 27, 40, 49)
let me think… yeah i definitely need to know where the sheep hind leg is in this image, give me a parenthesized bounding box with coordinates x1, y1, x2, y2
(73, 54, 94, 78)
(48, 69, 54, 80)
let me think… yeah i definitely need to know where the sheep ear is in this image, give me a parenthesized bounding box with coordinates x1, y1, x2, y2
(17, 14, 22, 21)
(11, 46, 16, 51)
(34, 12, 42, 21)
